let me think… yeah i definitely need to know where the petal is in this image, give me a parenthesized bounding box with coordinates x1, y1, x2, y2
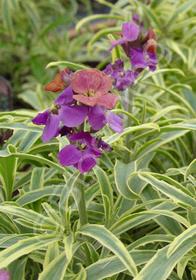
(32, 110, 50, 125)
(59, 105, 88, 127)
(96, 93, 118, 109)
(106, 111, 123, 133)
(122, 22, 140, 41)
(107, 38, 129, 51)
(96, 71, 112, 96)
(70, 131, 92, 145)
(74, 153, 97, 174)
(130, 47, 147, 69)
(71, 69, 101, 95)
(54, 86, 73, 106)
(58, 145, 81, 166)
(44, 71, 65, 92)
(42, 114, 60, 142)
(0, 270, 10, 280)
(73, 94, 97, 107)
(88, 105, 107, 131)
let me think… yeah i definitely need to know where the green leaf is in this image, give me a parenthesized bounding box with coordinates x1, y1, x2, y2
(2, 0, 14, 38)
(16, 185, 64, 206)
(140, 3, 162, 30)
(76, 14, 124, 31)
(59, 171, 80, 227)
(139, 172, 196, 208)
(2, 152, 65, 173)
(22, 2, 40, 33)
(39, 251, 68, 280)
(86, 250, 155, 280)
(8, 257, 27, 280)
(167, 225, 196, 257)
(0, 234, 60, 269)
(187, 208, 196, 225)
(0, 147, 17, 200)
(0, 205, 56, 230)
(184, 159, 196, 181)
(166, 0, 196, 28)
(114, 160, 140, 200)
(43, 242, 59, 269)
(79, 224, 138, 277)
(103, 123, 159, 144)
(111, 209, 188, 236)
(93, 165, 113, 226)
(46, 61, 89, 70)
(134, 228, 196, 280)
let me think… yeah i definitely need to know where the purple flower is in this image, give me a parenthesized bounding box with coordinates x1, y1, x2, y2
(104, 60, 138, 91)
(58, 131, 102, 173)
(0, 270, 10, 280)
(108, 22, 140, 51)
(130, 47, 157, 71)
(32, 86, 88, 142)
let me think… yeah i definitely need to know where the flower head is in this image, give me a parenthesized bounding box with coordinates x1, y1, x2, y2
(108, 22, 140, 51)
(32, 86, 88, 142)
(104, 59, 138, 91)
(45, 68, 72, 92)
(58, 131, 104, 173)
(130, 47, 157, 71)
(71, 69, 118, 109)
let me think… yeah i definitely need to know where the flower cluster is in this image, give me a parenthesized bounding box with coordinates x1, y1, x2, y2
(33, 68, 123, 173)
(104, 22, 157, 91)
(32, 21, 157, 174)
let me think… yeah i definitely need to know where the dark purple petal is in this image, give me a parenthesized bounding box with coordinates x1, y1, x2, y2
(74, 153, 97, 174)
(0, 270, 10, 280)
(146, 52, 158, 71)
(130, 47, 148, 69)
(70, 131, 92, 145)
(104, 64, 113, 75)
(88, 106, 107, 131)
(114, 70, 138, 91)
(106, 111, 123, 133)
(58, 144, 81, 166)
(32, 110, 50, 125)
(59, 105, 88, 127)
(54, 85, 73, 106)
(58, 126, 73, 137)
(96, 138, 113, 151)
(42, 114, 60, 142)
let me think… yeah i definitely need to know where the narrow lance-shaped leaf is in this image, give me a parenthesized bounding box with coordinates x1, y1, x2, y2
(79, 224, 138, 277)
(138, 172, 196, 208)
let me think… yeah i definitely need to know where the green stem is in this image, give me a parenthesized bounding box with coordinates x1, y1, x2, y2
(124, 87, 134, 163)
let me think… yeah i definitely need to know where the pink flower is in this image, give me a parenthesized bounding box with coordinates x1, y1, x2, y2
(71, 69, 118, 109)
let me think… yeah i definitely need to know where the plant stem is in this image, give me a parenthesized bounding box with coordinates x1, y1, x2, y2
(124, 87, 134, 163)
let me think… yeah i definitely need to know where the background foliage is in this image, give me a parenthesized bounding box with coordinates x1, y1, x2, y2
(0, 0, 196, 279)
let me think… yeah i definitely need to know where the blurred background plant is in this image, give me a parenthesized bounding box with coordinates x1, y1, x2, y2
(0, 0, 117, 111)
